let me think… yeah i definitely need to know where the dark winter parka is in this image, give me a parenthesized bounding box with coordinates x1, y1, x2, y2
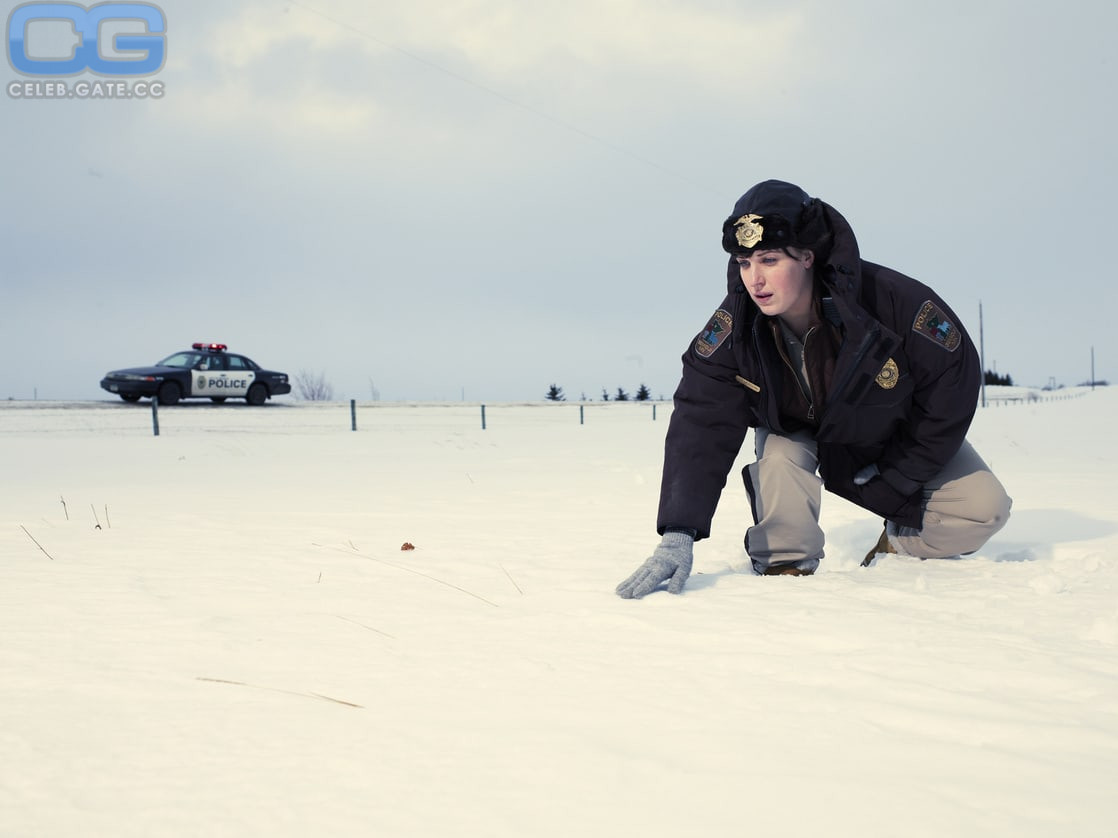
(656, 200, 981, 538)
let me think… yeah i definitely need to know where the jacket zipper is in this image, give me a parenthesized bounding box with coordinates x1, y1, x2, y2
(777, 325, 817, 421)
(802, 326, 817, 421)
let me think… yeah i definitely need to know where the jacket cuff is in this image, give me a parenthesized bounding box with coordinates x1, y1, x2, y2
(662, 526, 699, 540)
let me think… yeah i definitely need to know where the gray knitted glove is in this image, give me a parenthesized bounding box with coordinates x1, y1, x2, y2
(615, 531, 694, 599)
(853, 463, 880, 485)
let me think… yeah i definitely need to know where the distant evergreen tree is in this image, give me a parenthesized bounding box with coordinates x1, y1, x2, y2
(615, 387, 630, 401)
(984, 370, 1014, 386)
(545, 384, 565, 401)
(635, 383, 651, 401)
(601, 388, 611, 401)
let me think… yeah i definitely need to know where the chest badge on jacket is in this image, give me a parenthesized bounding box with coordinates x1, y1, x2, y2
(875, 358, 900, 389)
(912, 300, 961, 352)
(695, 309, 733, 358)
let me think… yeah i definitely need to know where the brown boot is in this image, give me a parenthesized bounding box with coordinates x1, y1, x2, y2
(861, 525, 897, 567)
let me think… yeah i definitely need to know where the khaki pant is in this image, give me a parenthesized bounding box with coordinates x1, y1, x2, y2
(742, 428, 1012, 573)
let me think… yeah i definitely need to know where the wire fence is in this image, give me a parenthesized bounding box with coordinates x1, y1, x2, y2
(982, 388, 1094, 407)
(0, 399, 673, 438)
(1, 386, 1103, 437)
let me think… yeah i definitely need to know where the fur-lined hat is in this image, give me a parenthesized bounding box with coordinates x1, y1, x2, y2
(721, 180, 830, 256)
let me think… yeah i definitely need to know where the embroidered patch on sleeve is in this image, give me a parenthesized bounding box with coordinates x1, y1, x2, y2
(694, 309, 732, 358)
(911, 300, 961, 352)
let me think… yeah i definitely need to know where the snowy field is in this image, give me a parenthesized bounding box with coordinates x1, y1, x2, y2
(2, 389, 1116, 837)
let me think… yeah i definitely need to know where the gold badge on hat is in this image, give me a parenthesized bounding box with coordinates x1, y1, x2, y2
(875, 358, 899, 389)
(734, 214, 764, 248)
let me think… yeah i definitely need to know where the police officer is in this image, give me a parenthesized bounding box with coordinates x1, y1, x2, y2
(617, 180, 1011, 598)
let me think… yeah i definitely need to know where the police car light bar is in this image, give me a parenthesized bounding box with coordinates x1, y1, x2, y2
(192, 343, 228, 352)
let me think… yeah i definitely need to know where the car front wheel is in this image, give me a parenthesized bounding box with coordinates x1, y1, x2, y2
(246, 383, 268, 406)
(120, 394, 141, 403)
(157, 381, 181, 406)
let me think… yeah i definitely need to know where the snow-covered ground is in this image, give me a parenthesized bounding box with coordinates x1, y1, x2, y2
(2, 389, 1116, 837)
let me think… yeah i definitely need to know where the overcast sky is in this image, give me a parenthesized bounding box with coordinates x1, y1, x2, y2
(3, 0, 1115, 402)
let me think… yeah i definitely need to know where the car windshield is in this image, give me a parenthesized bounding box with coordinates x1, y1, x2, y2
(157, 352, 203, 369)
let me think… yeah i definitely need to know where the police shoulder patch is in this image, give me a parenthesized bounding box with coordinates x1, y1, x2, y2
(695, 309, 732, 358)
(911, 300, 961, 352)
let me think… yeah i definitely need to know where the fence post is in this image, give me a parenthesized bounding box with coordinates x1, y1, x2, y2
(579, 404, 584, 425)
(481, 404, 486, 430)
(151, 396, 160, 437)
(652, 403, 657, 421)
(350, 399, 357, 431)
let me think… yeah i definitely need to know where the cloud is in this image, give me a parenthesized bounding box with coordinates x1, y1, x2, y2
(157, 0, 808, 158)
(3, 0, 1116, 401)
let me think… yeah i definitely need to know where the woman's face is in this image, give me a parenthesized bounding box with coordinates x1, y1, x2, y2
(735, 248, 816, 325)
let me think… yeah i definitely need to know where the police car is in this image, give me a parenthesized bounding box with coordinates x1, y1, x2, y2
(100, 343, 291, 406)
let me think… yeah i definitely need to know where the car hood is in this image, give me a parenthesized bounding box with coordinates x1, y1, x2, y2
(103, 364, 182, 377)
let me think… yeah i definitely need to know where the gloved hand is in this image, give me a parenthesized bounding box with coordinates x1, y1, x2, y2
(853, 463, 880, 486)
(615, 531, 694, 599)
